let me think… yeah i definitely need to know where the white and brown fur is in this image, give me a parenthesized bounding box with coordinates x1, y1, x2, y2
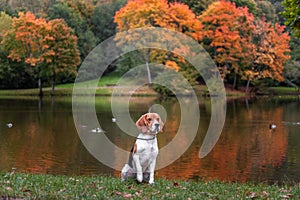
(121, 113, 164, 184)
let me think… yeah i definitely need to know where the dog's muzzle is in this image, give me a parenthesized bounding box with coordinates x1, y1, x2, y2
(154, 123, 160, 132)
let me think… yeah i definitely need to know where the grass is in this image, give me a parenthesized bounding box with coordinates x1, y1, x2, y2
(57, 72, 122, 89)
(0, 72, 121, 97)
(0, 71, 299, 97)
(1, 172, 300, 199)
(268, 87, 300, 95)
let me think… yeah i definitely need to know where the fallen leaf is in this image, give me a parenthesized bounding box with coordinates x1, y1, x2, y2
(280, 195, 290, 199)
(123, 193, 132, 198)
(262, 191, 269, 195)
(135, 192, 141, 198)
(248, 192, 256, 199)
(280, 188, 288, 193)
(113, 191, 122, 196)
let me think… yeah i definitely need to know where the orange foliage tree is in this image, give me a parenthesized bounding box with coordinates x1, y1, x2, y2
(2, 12, 80, 96)
(198, 0, 256, 88)
(4, 12, 51, 96)
(243, 20, 290, 92)
(44, 19, 80, 96)
(114, 0, 202, 84)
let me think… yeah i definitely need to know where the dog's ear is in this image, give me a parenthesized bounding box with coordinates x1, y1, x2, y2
(136, 114, 148, 133)
(159, 116, 164, 132)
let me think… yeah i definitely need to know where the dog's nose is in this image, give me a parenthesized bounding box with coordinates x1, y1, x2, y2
(154, 123, 160, 129)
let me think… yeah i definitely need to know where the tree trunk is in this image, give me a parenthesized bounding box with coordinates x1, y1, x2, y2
(51, 72, 56, 96)
(245, 79, 250, 94)
(145, 52, 152, 87)
(38, 75, 43, 97)
(233, 72, 237, 89)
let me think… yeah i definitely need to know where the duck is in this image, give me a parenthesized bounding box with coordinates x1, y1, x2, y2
(112, 118, 116, 123)
(6, 123, 13, 128)
(269, 124, 276, 129)
(91, 127, 104, 133)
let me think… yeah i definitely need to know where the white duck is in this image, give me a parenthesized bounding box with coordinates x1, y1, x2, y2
(269, 124, 276, 129)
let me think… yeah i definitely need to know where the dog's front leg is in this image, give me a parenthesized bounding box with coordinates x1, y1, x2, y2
(133, 154, 143, 183)
(148, 159, 156, 185)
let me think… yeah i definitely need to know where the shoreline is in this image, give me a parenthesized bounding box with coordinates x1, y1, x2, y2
(0, 85, 299, 98)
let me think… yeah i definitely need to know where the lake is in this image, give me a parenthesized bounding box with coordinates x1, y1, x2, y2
(0, 96, 299, 184)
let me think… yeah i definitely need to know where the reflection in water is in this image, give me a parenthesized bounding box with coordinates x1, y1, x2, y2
(0, 97, 299, 184)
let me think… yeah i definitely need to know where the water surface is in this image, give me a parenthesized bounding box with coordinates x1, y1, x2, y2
(0, 96, 299, 184)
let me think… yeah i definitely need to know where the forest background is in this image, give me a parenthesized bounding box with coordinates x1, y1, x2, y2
(0, 0, 299, 96)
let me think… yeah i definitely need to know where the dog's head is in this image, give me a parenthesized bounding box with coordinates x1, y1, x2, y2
(136, 113, 164, 134)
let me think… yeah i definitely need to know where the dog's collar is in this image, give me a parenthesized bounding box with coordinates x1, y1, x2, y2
(137, 135, 156, 141)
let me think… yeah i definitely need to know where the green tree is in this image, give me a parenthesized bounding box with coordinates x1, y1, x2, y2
(283, 36, 300, 87)
(0, 1, 15, 16)
(256, 1, 277, 23)
(230, 0, 258, 16)
(284, 60, 300, 87)
(0, 11, 12, 35)
(0, 11, 33, 89)
(168, 0, 215, 15)
(48, 1, 98, 59)
(91, 0, 126, 42)
(281, 0, 300, 38)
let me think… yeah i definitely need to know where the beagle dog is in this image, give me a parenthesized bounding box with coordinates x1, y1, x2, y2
(121, 113, 164, 184)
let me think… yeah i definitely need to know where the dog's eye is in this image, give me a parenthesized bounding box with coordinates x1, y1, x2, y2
(148, 118, 152, 121)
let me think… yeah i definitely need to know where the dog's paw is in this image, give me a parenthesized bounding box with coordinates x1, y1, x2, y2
(148, 181, 155, 185)
(136, 173, 143, 183)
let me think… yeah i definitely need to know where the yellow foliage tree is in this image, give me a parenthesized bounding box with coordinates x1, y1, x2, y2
(114, 0, 202, 84)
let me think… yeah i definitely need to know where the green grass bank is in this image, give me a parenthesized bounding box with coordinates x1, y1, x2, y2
(0, 172, 299, 199)
(0, 72, 299, 97)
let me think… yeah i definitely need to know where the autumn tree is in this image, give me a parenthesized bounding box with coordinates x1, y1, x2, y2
(1, 12, 80, 95)
(114, 0, 202, 85)
(1, 12, 52, 96)
(198, 0, 256, 88)
(243, 20, 291, 92)
(44, 19, 80, 96)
